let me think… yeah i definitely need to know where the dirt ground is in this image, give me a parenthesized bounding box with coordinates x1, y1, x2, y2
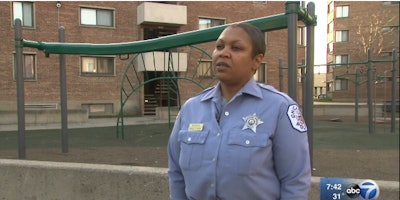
(0, 119, 399, 182)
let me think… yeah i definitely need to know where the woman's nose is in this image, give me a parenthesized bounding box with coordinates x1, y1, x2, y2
(218, 47, 230, 57)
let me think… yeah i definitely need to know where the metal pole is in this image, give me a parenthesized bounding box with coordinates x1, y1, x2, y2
(286, 1, 298, 101)
(15, 19, 26, 159)
(59, 26, 68, 153)
(305, 1, 315, 172)
(390, 49, 397, 133)
(301, 59, 306, 109)
(367, 48, 374, 134)
(355, 68, 359, 122)
(279, 59, 283, 91)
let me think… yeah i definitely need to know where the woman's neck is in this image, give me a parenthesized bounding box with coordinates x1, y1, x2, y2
(219, 81, 247, 101)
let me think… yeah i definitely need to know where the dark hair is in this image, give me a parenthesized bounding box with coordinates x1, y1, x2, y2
(228, 23, 266, 58)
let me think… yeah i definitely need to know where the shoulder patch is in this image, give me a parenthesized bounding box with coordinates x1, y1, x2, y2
(287, 104, 307, 132)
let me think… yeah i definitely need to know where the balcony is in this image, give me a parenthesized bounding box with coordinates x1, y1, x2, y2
(327, 31, 334, 44)
(327, 10, 334, 23)
(137, 2, 187, 26)
(136, 51, 188, 72)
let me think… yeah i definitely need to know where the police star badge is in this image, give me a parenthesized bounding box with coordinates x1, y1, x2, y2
(242, 113, 264, 133)
(287, 105, 307, 132)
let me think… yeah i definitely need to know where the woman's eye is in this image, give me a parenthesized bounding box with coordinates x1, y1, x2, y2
(232, 46, 241, 51)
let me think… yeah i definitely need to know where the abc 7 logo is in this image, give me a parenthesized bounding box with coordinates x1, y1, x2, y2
(346, 180, 380, 200)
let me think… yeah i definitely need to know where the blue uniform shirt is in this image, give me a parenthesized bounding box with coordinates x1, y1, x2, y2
(168, 78, 311, 200)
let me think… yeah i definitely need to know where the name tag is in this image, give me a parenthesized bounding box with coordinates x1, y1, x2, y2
(188, 123, 204, 131)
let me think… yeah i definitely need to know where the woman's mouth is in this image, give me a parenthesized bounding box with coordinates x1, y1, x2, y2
(215, 61, 230, 70)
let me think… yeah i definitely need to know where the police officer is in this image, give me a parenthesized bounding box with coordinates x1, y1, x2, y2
(168, 23, 311, 200)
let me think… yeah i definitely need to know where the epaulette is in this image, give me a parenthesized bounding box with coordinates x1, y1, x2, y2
(257, 83, 293, 102)
(257, 82, 275, 91)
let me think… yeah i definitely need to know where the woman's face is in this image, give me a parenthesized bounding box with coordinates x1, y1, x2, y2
(212, 26, 263, 86)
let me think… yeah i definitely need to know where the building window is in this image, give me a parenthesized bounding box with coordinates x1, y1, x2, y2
(14, 53, 36, 80)
(336, 5, 349, 18)
(297, 26, 306, 46)
(264, 32, 268, 46)
(328, 22, 334, 33)
(383, 1, 400, 6)
(379, 51, 393, 57)
(254, 63, 267, 83)
(297, 68, 303, 83)
(335, 30, 349, 42)
(81, 56, 115, 75)
(253, 1, 267, 4)
(327, 82, 333, 92)
(144, 28, 176, 40)
(378, 76, 400, 83)
(381, 27, 391, 32)
(335, 79, 348, 91)
(327, 65, 333, 74)
(82, 103, 114, 115)
(387, 77, 400, 83)
(382, 26, 400, 32)
(328, 42, 334, 54)
(199, 18, 225, 30)
(335, 55, 349, 64)
(80, 7, 114, 27)
(328, 2, 334, 13)
(197, 60, 213, 77)
(13, 2, 34, 27)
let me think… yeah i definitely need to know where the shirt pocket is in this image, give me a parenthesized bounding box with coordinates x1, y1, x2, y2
(228, 131, 268, 147)
(227, 131, 269, 175)
(178, 130, 209, 170)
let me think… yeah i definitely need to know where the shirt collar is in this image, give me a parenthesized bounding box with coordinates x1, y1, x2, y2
(200, 78, 263, 102)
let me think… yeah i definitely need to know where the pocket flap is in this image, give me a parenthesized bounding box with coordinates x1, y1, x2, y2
(228, 131, 268, 147)
(179, 130, 209, 144)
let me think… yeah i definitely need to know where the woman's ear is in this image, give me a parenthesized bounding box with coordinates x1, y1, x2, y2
(252, 53, 264, 71)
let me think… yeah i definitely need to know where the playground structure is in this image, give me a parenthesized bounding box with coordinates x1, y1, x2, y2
(326, 49, 398, 133)
(14, 2, 317, 160)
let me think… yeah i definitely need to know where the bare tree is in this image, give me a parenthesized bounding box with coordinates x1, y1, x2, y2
(354, 13, 397, 60)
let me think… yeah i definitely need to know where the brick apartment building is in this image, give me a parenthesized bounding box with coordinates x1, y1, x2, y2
(326, 1, 399, 102)
(0, 1, 308, 119)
